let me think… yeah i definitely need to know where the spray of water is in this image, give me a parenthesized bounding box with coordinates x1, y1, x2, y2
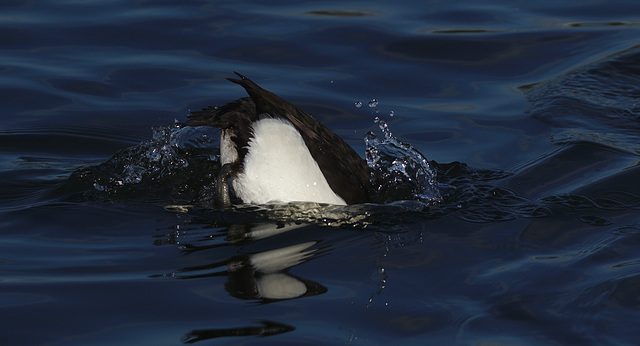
(365, 117, 441, 204)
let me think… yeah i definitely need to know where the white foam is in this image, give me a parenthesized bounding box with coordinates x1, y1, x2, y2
(230, 117, 346, 205)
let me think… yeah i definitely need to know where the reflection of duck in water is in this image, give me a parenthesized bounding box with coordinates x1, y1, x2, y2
(225, 239, 328, 301)
(161, 223, 328, 302)
(186, 73, 370, 207)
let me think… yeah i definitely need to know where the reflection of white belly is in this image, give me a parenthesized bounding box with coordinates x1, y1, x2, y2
(230, 117, 346, 205)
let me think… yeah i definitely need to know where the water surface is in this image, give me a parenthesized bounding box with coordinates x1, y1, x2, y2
(2, 1, 640, 344)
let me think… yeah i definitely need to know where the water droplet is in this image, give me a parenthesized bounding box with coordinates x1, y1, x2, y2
(368, 99, 378, 108)
(389, 110, 395, 117)
(355, 101, 363, 108)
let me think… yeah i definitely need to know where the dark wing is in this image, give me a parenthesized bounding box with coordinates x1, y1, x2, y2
(186, 96, 256, 166)
(186, 97, 257, 129)
(227, 72, 371, 204)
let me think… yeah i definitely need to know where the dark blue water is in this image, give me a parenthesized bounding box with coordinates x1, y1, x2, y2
(2, 1, 640, 344)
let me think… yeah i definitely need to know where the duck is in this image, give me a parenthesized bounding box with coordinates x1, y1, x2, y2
(185, 72, 371, 207)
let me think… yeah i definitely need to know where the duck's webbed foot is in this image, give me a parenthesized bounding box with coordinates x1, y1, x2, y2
(216, 163, 234, 208)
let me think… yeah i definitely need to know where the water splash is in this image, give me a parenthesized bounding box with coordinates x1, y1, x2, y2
(70, 118, 444, 208)
(70, 124, 219, 202)
(365, 117, 442, 204)
(67, 118, 551, 226)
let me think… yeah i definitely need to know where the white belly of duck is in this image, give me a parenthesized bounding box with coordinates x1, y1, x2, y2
(228, 117, 347, 205)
